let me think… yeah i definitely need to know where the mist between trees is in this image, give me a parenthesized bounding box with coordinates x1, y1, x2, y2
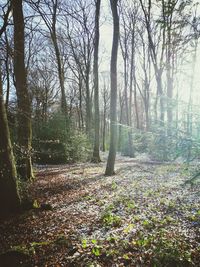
(1, 0, 200, 216)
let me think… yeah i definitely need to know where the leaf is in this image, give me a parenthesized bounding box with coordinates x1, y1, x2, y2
(82, 239, 87, 249)
(92, 247, 100, 256)
(123, 223, 134, 233)
(33, 200, 40, 209)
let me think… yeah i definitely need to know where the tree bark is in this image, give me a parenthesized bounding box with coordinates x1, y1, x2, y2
(0, 61, 21, 218)
(52, 32, 67, 113)
(5, 32, 10, 110)
(102, 108, 106, 152)
(92, 0, 101, 163)
(127, 27, 135, 158)
(105, 0, 119, 176)
(102, 81, 109, 152)
(85, 70, 92, 137)
(51, 0, 67, 114)
(13, 0, 33, 180)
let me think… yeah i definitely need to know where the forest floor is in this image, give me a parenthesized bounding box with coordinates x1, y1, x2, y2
(0, 154, 200, 267)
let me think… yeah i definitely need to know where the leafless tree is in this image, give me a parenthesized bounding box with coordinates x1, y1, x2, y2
(105, 0, 120, 175)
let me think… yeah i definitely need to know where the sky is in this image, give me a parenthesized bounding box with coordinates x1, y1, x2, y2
(99, 0, 113, 73)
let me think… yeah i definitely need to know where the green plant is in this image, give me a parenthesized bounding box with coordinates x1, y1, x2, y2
(151, 232, 193, 267)
(33, 111, 91, 164)
(107, 235, 119, 243)
(123, 223, 134, 233)
(101, 211, 122, 227)
(126, 200, 135, 210)
(92, 246, 101, 256)
(33, 199, 40, 209)
(106, 249, 119, 257)
(30, 241, 50, 247)
(133, 215, 140, 222)
(82, 239, 88, 249)
(111, 181, 117, 190)
(81, 238, 101, 257)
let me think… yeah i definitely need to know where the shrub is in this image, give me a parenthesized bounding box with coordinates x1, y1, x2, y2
(32, 112, 91, 164)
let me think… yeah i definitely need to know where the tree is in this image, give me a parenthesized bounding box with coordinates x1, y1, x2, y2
(0, 62, 21, 218)
(29, 59, 58, 124)
(13, 0, 33, 180)
(105, 0, 119, 176)
(64, 0, 95, 138)
(139, 0, 165, 125)
(186, 8, 200, 161)
(119, 1, 139, 157)
(92, 0, 101, 163)
(100, 72, 110, 152)
(0, 4, 21, 217)
(137, 25, 151, 131)
(30, 0, 68, 114)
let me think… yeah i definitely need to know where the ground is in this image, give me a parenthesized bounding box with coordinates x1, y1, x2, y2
(0, 154, 200, 267)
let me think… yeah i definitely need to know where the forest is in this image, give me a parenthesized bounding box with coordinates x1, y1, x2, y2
(0, 0, 200, 266)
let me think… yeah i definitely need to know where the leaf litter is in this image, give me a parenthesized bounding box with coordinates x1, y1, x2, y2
(0, 155, 200, 267)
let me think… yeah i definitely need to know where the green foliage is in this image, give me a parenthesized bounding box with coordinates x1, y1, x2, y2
(91, 246, 101, 256)
(81, 238, 102, 257)
(111, 181, 117, 190)
(101, 209, 122, 227)
(118, 128, 135, 156)
(33, 199, 40, 209)
(133, 132, 152, 153)
(114, 195, 136, 211)
(151, 232, 193, 267)
(82, 239, 88, 249)
(123, 223, 134, 233)
(30, 241, 50, 247)
(33, 112, 91, 164)
(134, 237, 152, 247)
(142, 219, 151, 228)
(106, 235, 119, 244)
(118, 119, 200, 162)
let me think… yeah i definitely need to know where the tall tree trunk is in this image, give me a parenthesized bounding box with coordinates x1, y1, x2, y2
(120, 37, 129, 125)
(102, 107, 106, 152)
(105, 0, 119, 176)
(156, 71, 164, 125)
(85, 71, 92, 137)
(78, 74, 84, 129)
(92, 0, 101, 162)
(5, 32, 10, 110)
(52, 33, 67, 113)
(165, 1, 174, 135)
(133, 74, 139, 129)
(13, 0, 33, 180)
(127, 29, 135, 158)
(50, 0, 67, 114)
(0, 61, 21, 218)
(145, 46, 151, 131)
(102, 81, 108, 152)
(166, 66, 173, 134)
(187, 40, 198, 137)
(186, 37, 198, 162)
(118, 91, 124, 152)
